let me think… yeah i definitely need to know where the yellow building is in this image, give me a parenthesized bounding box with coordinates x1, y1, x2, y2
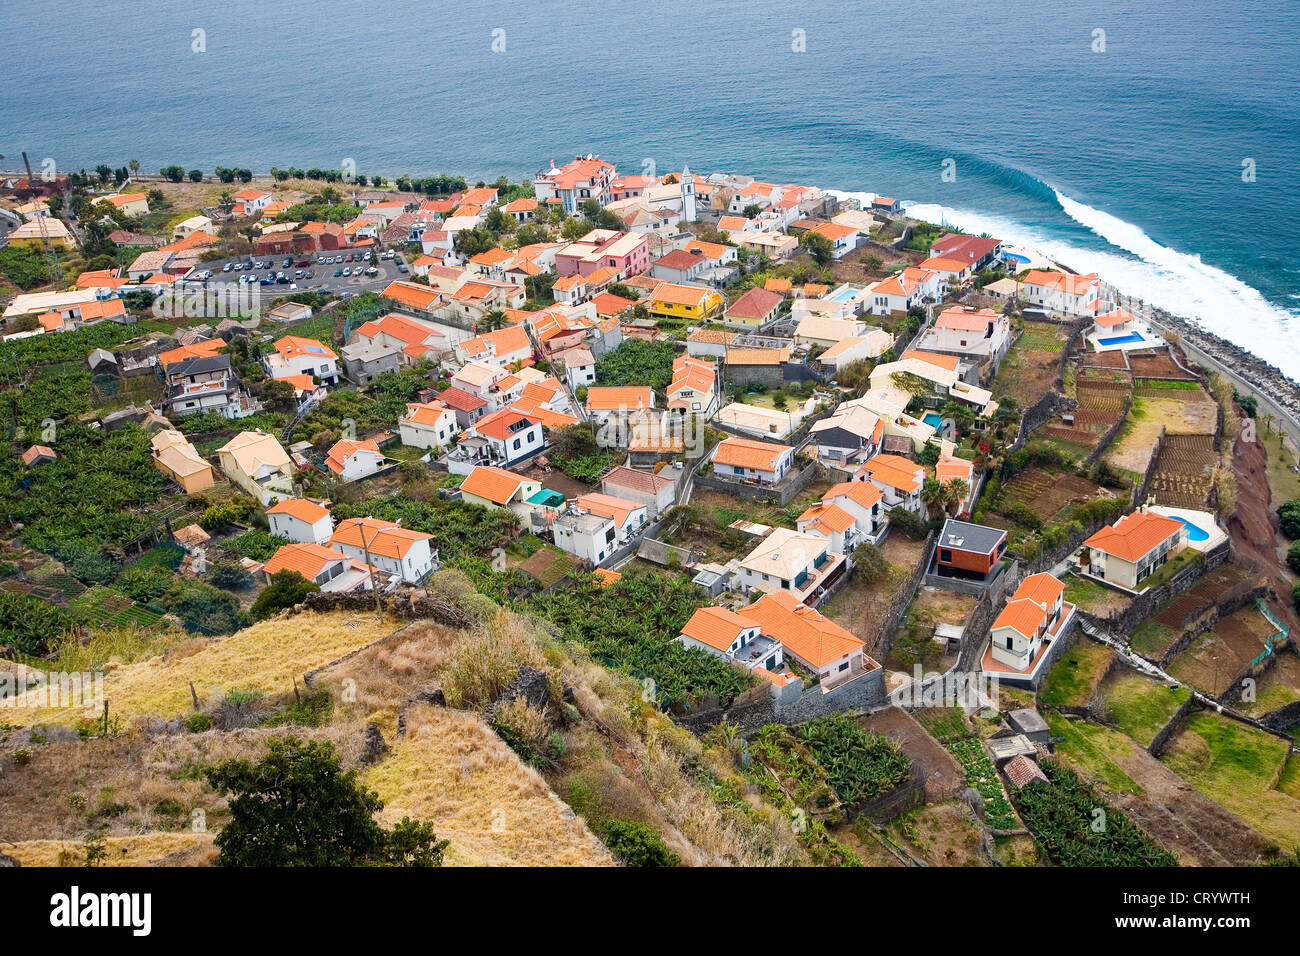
(151, 429, 216, 494)
(646, 281, 723, 322)
(6, 217, 75, 250)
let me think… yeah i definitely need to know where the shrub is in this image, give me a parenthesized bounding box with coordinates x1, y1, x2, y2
(603, 820, 680, 867)
(1279, 499, 1300, 539)
(206, 559, 254, 591)
(1288, 542, 1300, 575)
(250, 570, 320, 620)
(204, 736, 448, 866)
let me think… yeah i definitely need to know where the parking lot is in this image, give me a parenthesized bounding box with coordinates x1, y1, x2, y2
(185, 248, 411, 298)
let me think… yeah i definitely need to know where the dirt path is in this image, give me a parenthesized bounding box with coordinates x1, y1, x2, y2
(1229, 424, 1298, 632)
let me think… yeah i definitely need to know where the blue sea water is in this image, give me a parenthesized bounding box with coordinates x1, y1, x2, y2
(4, 0, 1299, 373)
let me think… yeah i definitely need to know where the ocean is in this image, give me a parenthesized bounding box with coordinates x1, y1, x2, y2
(4, 0, 1299, 374)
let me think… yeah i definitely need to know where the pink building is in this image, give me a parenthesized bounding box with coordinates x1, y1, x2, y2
(554, 229, 650, 279)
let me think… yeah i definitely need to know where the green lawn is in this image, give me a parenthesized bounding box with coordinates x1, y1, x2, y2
(1062, 575, 1130, 616)
(1047, 711, 1142, 794)
(1129, 617, 1176, 659)
(1161, 712, 1300, 848)
(1038, 640, 1114, 709)
(1102, 670, 1190, 747)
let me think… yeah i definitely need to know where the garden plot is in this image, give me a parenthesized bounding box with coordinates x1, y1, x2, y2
(1038, 639, 1115, 709)
(1234, 650, 1300, 719)
(822, 532, 928, 657)
(1099, 668, 1191, 748)
(992, 322, 1070, 408)
(69, 585, 163, 630)
(1161, 711, 1300, 850)
(998, 467, 1110, 525)
(1149, 434, 1217, 509)
(1128, 351, 1196, 380)
(1130, 563, 1259, 660)
(885, 587, 976, 671)
(1105, 420, 1164, 477)
(1039, 369, 1131, 455)
(1166, 605, 1280, 697)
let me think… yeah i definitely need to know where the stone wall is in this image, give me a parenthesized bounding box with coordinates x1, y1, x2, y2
(1079, 541, 1231, 636)
(872, 531, 936, 658)
(776, 666, 888, 723)
(1148, 693, 1199, 758)
(693, 458, 819, 506)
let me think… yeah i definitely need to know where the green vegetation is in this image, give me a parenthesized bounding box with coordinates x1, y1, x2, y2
(1047, 711, 1142, 794)
(1103, 672, 1190, 747)
(1038, 640, 1114, 708)
(0, 424, 169, 585)
(251, 569, 322, 620)
(602, 820, 680, 867)
(594, 339, 677, 389)
(947, 737, 1018, 829)
(332, 495, 518, 560)
(1012, 762, 1175, 866)
(531, 566, 752, 705)
(227, 529, 292, 562)
(292, 364, 432, 444)
(799, 714, 912, 804)
(0, 592, 79, 655)
(204, 736, 447, 867)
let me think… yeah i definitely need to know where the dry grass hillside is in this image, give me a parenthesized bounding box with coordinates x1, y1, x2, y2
(0, 579, 822, 867)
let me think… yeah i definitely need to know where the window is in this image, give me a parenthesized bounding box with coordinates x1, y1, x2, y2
(512, 438, 521, 450)
(838, 661, 849, 672)
(940, 548, 952, 562)
(1006, 636, 1013, 650)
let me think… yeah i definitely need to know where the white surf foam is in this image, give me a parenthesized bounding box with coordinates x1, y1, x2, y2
(826, 188, 1300, 381)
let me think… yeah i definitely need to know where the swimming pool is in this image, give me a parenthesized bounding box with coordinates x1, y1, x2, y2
(1004, 253, 1031, 267)
(923, 412, 943, 428)
(1099, 331, 1146, 346)
(826, 286, 858, 303)
(1172, 516, 1210, 542)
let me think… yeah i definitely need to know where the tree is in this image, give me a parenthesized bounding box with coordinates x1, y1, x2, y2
(943, 478, 970, 516)
(1287, 541, 1300, 575)
(515, 222, 549, 247)
(602, 819, 679, 867)
(206, 559, 254, 590)
(128, 159, 140, 178)
(204, 736, 448, 867)
(1279, 499, 1300, 539)
(742, 203, 761, 219)
(799, 230, 834, 265)
(187, 169, 203, 183)
(453, 226, 497, 258)
(251, 569, 320, 619)
(479, 309, 507, 332)
(920, 477, 947, 520)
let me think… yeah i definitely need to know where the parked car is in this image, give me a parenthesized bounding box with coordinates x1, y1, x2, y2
(333, 268, 343, 277)
(364, 266, 378, 276)
(341, 267, 351, 277)
(281, 257, 293, 268)
(396, 263, 408, 273)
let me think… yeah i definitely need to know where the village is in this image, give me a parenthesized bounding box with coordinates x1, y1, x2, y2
(1, 152, 1299, 869)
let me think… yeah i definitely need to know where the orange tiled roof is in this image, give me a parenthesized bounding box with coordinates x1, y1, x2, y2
(713, 437, 792, 471)
(460, 464, 531, 505)
(1083, 511, 1183, 562)
(330, 516, 431, 559)
(266, 497, 331, 525)
(743, 591, 867, 669)
(681, 605, 757, 652)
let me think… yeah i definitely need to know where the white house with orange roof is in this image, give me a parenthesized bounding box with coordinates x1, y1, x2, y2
(398, 401, 460, 451)
(857, 453, 926, 514)
(264, 335, 340, 386)
(988, 572, 1073, 675)
(458, 464, 540, 516)
(866, 267, 943, 315)
(454, 323, 532, 369)
(1079, 506, 1186, 590)
(574, 492, 648, 544)
(231, 189, 272, 218)
(502, 197, 537, 222)
(807, 221, 861, 259)
(666, 355, 717, 417)
(325, 438, 388, 482)
(555, 344, 597, 392)
(918, 306, 1011, 364)
(461, 407, 543, 465)
(533, 156, 617, 215)
(331, 517, 436, 583)
(585, 385, 655, 430)
(1022, 270, 1105, 316)
(677, 606, 783, 674)
(711, 437, 794, 485)
(350, 311, 464, 366)
(916, 256, 973, 283)
(742, 590, 875, 687)
(821, 481, 886, 540)
(266, 497, 335, 545)
(261, 542, 378, 592)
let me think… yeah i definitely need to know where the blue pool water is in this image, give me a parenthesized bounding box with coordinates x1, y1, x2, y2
(1004, 253, 1031, 267)
(1173, 516, 1210, 542)
(826, 286, 857, 303)
(1099, 331, 1146, 346)
(923, 412, 943, 428)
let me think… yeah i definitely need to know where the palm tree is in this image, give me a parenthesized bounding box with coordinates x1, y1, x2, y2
(944, 478, 970, 516)
(920, 476, 947, 520)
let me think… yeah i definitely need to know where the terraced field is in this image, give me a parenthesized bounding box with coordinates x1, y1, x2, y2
(1039, 368, 1130, 453)
(1167, 605, 1282, 697)
(1150, 433, 1218, 509)
(1130, 563, 1259, 660)
(999, 467, 1114, 524)
(69, 585, 163, 629)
